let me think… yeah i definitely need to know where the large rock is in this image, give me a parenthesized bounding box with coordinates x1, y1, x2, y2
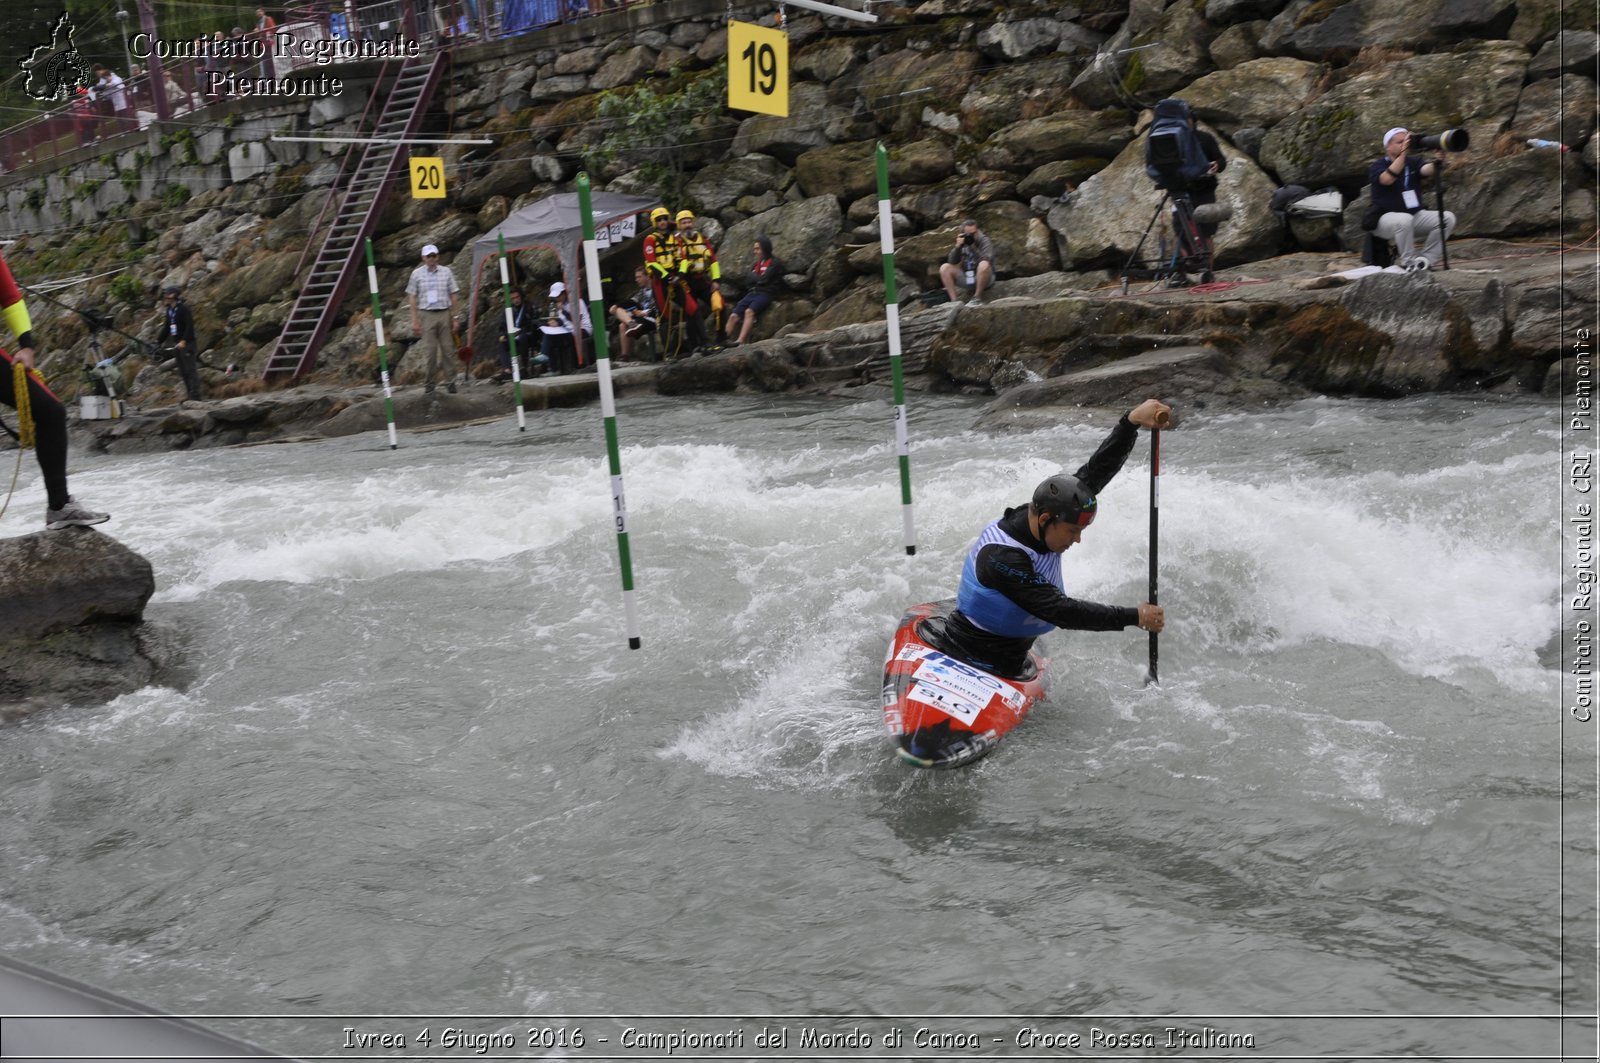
(979, 347, 1234, 426)
(721, 195, 845, 284)
(794, 38, 866, 83)
(1512, 75, 1598, 148)
(1269, 272, 1501, 394)
(852, 48, 982, 137)
(591, 46, 658, 91)
(1127, 1, 1221, 97)
(731, 83, 835, 162)
(1284, 0, 1518, 57)
(1046, 131, 1281, 270)
(1454, 152, 1596, 238)
(977, 109, 1136, 173)
(793, 141, 879, 200)
(0, 530, 153, 641)
(685, 154, 793, 215)
(976, 19, 1062, 60)
(1182, 58, 1323, 134)
(973, 199, 1060, 277)
(1258, 43, 1530, 187)
(959, 57, 1086, 141)
(1529, 30, 1600, 78)
(208, 250, 300, 315)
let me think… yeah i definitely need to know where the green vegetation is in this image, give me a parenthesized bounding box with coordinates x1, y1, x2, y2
(108, 271, 144, 304)
(584, 65, 728, 204)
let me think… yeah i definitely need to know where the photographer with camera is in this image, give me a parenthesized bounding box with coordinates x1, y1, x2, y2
(939, 220, 996, 306)
(1369, 127, 1460, 272)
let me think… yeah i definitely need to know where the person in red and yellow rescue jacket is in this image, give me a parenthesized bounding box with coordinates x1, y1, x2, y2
(642, 206, 690, 359)
(666, 209, 720, 356)
(0, 252, 110, 529)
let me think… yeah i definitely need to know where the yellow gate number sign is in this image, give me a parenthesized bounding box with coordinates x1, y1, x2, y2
(728, 21, 788, 117)
(409, 156, 446, 199)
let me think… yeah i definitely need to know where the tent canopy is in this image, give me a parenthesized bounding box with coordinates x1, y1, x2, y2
(468, 190, 661, 330)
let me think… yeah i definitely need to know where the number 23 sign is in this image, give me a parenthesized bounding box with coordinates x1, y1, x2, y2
(728, 21, 788, 117)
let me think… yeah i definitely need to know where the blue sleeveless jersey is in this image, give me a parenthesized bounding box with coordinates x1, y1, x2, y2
(956, 519, 1062, 638)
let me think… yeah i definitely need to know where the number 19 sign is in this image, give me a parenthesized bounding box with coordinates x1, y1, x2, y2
(728, 20, 788, 117)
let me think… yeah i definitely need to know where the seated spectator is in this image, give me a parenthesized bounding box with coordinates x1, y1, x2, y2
(497, 286, 537, 380)
(938, 218, 996, 305)
(724, 236, 784, 347)
(1368, 126, 1457, 272)
(610, 267, 659, 361)
(539, 281, 591, 375)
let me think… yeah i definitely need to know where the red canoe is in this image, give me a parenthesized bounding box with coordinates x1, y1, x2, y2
(881, 600, 1047, 769)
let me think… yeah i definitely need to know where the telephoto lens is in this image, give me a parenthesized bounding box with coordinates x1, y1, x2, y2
(1413, 128, 1470, 152)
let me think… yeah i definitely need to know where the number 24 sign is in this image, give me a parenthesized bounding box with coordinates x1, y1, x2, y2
(728, 21, 788, 117)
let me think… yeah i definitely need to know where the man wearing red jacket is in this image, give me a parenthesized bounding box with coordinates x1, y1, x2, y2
(0, 253, 109, 530)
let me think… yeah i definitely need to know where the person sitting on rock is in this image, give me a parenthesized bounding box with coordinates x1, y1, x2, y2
(0, 249, 109, 530)
(939, 219, 995, 305)
(1369, 126, 1457, 272)
(609, 267, 659, 362)
(724, 235, 785, 348)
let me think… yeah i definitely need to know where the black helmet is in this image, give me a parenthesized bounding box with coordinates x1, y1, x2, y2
(1031, 474, 1097, 528)
(161, 285, 180, 296)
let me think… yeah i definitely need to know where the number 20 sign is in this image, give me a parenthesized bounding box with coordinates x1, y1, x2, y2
(728, 21, 788, 117)
(409, 156, 446, 200)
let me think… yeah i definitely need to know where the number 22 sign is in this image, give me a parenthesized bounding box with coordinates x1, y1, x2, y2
(727, 21, 788, 117)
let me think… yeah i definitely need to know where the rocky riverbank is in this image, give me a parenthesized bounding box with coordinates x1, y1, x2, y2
(0, 0, 1590, 426)
(54, 235, 1581, 453)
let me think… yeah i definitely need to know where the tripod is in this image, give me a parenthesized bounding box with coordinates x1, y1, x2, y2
(1120, 190, 1214, 294)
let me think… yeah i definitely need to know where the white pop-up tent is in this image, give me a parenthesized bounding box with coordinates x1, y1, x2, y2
(467, 190, 661, 336)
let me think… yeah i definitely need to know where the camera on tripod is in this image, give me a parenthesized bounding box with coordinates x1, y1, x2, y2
(1410, 128, 1470, 152)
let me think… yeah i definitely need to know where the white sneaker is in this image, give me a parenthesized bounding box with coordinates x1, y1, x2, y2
(45, 497, 110, 530)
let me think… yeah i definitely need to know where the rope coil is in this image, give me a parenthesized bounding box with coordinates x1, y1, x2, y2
(13, 359, 35, 450)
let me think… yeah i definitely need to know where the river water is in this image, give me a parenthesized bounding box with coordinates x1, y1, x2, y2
(0, 391, 1591, 1060)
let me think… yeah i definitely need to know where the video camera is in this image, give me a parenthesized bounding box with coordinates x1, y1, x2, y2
(79, 306, 114, 331)
(1411, 128, 1470, 152)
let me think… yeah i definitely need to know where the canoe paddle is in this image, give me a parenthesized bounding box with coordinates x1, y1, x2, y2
(1145, 410, 1168, 687)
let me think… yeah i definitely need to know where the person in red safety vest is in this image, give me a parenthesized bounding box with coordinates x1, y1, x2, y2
(666, 209, 719, 356)
(642, 206, 691, 359)
(0, 252, 110, 529)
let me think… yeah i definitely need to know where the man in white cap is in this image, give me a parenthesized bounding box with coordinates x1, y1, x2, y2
(406, 243, 461, 393)
(538, 280, 591, 375)
(1368, 127, 1457, 271)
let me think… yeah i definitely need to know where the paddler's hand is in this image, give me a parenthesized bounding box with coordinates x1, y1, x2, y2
(1137, 603, 1164, 633)
(1129, 399, 1171, 429)
(14, 346, 35, 371)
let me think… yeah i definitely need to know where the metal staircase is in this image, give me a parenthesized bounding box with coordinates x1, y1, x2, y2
(263, 52, 448, 381)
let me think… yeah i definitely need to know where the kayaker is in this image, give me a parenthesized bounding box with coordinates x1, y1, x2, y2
(924, 398, 1169, 678)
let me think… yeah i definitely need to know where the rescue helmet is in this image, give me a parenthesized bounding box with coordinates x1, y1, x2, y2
(650, 207, 670, 224)
(675, 209, 695, 223)
(1031, 474, 1097, 529)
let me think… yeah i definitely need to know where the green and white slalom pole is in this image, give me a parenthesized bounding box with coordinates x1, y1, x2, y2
(577, 172, 641, 649)
(496, 233, 527, 432)
(876, 142, 916, 556)
(364, 237, 398, 449)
